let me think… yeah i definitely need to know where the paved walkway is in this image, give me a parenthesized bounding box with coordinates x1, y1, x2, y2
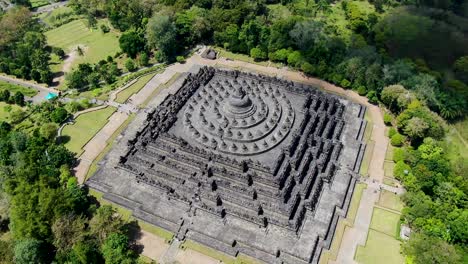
(332, 104, 388, 264)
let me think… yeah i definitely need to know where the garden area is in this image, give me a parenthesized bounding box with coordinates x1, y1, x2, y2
(114, 73, 157, 104)
(355, 205, 405, 264)
(61, 106, 116, 155)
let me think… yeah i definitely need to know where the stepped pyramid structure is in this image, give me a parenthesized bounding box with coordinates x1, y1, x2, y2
(87, 66, 367, 264)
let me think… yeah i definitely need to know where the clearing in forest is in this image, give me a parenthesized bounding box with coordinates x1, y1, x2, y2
(45, 19, 121, 72)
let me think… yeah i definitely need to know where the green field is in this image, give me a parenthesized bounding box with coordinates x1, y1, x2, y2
(0, 81, 38, 97)
(115, 73, 156, 104)
(444, 121, 468, 163)
(370, 207, 400, 236)
(355, 230, 404, 264)
(383, 160, 394, 177)
(30, 0, 49, 8)
(45, 19, 121, 71)
(355, 206, 404, 264)
(378, 190, 404, 212)
(0, 102, 23, 121)
(62, 107, 116, 155)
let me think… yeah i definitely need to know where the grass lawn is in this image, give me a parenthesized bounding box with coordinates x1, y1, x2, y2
(214, 47, 271, 67)
(0, 102, 23, 121)
(0, 80, 38, 97)
(385, 143, 394, 161)
(383, 160, 394, 178)
(85, 113, 136, 181)
(452, 118, 468, 141)
(45, 19, 121, 71)
(355, 230, 404, 264)
(360, 140, 375, 177)
(369, 207, 400, 237)
(378, 190, 404, 212)
(62, 106, 116, 155)
(444, 122, 468, 164)
(115, 73, 156, 104)
(383, 177, 397, 187)
(30, 0, 49, 8)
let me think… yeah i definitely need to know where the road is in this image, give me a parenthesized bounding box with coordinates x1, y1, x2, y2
(0, 74, 59, 103)
(32, 0, 69, 14)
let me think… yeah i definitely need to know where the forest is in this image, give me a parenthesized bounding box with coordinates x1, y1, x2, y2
(0, 0, 467, 263)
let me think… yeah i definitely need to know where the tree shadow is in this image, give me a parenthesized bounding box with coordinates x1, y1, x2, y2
(56, 135, 70, 144)
(126, 220, 144, 254)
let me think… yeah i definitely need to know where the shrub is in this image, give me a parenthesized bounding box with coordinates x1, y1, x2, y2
(125, 59, 136, 72)
(52, 47, 65, 58)
(391, 132, 405, 147)
(138, 53, 149, 67)
(366, 90, 379, 104)
(250, 47, 267, 61)
(301, 62, 315, 75)
(383, 113, 393, 126)
(176, 56, 185, 63)
(357, 86, 367, 96)
(393, 147, 405, 162)
(100, 24, 110, 33)
(287, 51, 303, 67)
(394, 160, 411, 179)
(388, 127, 397, 137)
(340, 79, 351, 89)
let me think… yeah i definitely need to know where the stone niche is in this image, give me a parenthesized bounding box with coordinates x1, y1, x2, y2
(87, 66, 367, 264)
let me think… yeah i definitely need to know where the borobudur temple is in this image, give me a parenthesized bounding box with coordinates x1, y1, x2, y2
(87, 66, 367, 264)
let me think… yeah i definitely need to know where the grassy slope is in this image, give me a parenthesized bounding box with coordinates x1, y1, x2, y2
(45, 19, 121, 71)
(0, 81, 38, 97)
(0, 102, 22, 121)
(62, 106, 116, 155)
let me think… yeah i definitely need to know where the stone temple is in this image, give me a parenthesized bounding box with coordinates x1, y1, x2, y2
(87, 66, 367, 264)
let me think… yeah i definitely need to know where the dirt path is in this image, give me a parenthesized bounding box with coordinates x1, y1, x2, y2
(51, 47, 81, 88)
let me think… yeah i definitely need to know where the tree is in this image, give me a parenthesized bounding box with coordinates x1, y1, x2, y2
(52, 214, 87, 253)
(125, 59, 136, 72)
(146, 15, 177, 62)
(119, 31, 145, 59)
(289, 20, 326, 52)
(391, 133, 405, 147)
(381, 85, 412, 112)
(40, 123, 59, 140)
(101, 233, 137, 264)
(0, 89, 10, 102)
(403, 233, 461, 264)
(14, 239, 46, 264)
(250, 47, 267, 61)
(403, 117, 429, 140)
(89, 205, 126, 244)
(138, 53, 149, 67)
(51, 107, 68, 123)
(453, 56, 468, 84)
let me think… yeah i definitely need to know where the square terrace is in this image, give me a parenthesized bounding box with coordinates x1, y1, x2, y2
(87, 66, 367, 264)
